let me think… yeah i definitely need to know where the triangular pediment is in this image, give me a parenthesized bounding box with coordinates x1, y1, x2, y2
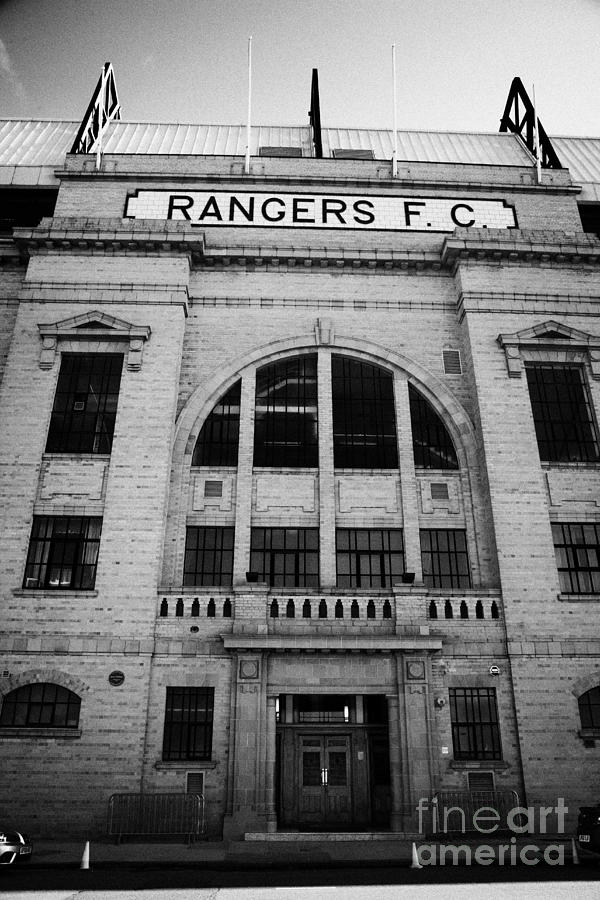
(39, 310, 144, 335)
(499, 320, 598, 347)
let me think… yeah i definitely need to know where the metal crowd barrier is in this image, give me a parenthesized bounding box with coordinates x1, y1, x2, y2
(430, 789, 520, 834)
(107, 792, 205, 843)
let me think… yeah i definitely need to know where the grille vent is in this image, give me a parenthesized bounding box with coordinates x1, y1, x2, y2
(443, 349, 462, 375)
(204, 480, 223, 498)
(430, 483, 449, 501)
(186, 772, 204, 795)
(468, 771, 494, 792)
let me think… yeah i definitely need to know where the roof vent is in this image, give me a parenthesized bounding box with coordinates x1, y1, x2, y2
(468, 771, 495, 792)
(332, 149, 375, 160)
(258, 146, 303, 157)
(443, 349, 462, 375)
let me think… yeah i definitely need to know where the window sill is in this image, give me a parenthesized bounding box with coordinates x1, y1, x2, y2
(558, 593, 600, 602)
(579, 729, 600, 740)
(541, 461, 600, 469)
(0, 727, 82, 739)
(43, 453, 111, 460)
(449, 760, 509, 771)
(154, 760, 217, 770)
(13, 589, 98, 598)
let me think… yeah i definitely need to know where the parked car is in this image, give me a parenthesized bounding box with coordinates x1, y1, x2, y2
(0, 830, 33, 866)
(577, 805, 600, 861)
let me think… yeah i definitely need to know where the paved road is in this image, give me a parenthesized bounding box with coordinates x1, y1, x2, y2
(1, 862, 599, 899)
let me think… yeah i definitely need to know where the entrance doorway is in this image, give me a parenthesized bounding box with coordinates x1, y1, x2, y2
(276, 694, 391, 830)
(299, 734, 352, 827)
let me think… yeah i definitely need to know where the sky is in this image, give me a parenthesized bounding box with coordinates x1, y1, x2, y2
(1, 0, 599, 136)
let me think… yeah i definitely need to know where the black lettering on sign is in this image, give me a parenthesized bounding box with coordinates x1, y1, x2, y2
(167, 194, 194, 220)
(197, 196, 223, 221)
(322, 198, 347, 224)
(262, 198, 286, 222)
(404, 201, 426, 226)
(451, 203, 475, 227)
(229, 196, 255, 222)
(353, 200, 375, 224)
(292, 197, 316, 223)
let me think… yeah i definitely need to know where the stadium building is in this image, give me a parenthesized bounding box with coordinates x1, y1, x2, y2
(0, 68, 599, 839)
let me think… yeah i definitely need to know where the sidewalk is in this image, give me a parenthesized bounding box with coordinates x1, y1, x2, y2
(27, 835, 580, 870)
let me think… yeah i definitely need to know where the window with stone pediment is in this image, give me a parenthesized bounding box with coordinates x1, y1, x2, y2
(46, 353, 123, 454)
(525, 364, 599, 463)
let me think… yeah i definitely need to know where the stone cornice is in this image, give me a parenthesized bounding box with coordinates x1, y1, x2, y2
(12, 218, 206, 261)
(442, 228, 600, 266)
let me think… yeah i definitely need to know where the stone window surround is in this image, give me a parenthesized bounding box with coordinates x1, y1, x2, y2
(497, 319, 600, 380)
(168, 331, 480, 592)
(37, 309, 151, 372)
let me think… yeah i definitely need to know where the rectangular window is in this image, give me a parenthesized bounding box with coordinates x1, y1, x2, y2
(250, 528, 319, 588)
(336, 528, 404, 589)
(162, 687, 214, 762)
(46, 353, 123, 454)
(332, 356, 398, 469)
(23, 516, 102, 590)
(552, 522, 600, 594)
(254, 355, 318, 468)
(525, 364, 599, 462)
(449, 687, 502, 761)
(420, 529, 471, 589)
(183, 527, 234, 586)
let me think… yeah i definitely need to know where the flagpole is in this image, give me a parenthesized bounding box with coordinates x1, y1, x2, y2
(392, 44, 398, 178)
(95, 65, 106, 170)
(532, 82, 541, 184)
(245, 36, 252, 175)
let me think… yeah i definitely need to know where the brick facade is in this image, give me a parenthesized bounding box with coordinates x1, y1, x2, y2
(0, 138, 599, 839)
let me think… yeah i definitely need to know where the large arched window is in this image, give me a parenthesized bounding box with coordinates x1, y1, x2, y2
(192, 380, 241, 466)
(254, 355, 318, 467)
(409, 384, 458, 469)
(578, 686, 600, 730)
(0, 683, 81, 729)
(332, 356, 398, 468)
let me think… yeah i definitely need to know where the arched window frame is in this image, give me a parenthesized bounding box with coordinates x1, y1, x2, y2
(578, 685, 600, 736)
(0, 680, 83, 738)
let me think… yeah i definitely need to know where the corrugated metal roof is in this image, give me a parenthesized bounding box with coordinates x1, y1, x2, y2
(553, 137, 600, 187)
(1, 118, 600, 190)
(0, 120, 78, 166)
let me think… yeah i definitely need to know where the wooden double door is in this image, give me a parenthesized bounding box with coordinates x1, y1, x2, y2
(298, 734, 353, 828)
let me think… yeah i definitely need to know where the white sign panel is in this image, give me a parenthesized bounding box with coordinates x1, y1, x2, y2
(125, 190, 517, 232)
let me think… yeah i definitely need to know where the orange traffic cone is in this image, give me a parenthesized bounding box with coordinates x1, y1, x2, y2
(410, 841, 423, 869)
(80, 840, 90, 870)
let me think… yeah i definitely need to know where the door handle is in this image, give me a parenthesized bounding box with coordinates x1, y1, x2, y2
(323, 767, 328, 786)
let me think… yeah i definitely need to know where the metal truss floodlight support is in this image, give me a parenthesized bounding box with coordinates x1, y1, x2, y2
(70, 61, 121, 167)
(499, 76, 562, 170)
